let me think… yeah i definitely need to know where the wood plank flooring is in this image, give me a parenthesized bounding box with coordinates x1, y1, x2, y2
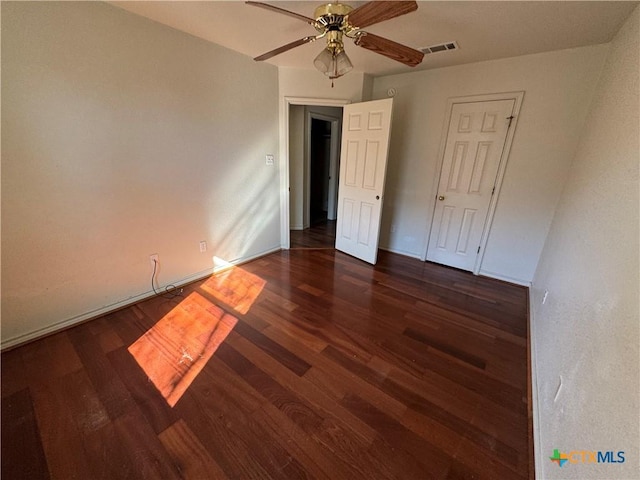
(2, 249, 531, 479)
(290, 221, 335, 249)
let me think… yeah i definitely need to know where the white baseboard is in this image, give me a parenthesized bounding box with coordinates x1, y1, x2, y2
(479, 269, 531, 287)
(529, 299, 543, 479)
(1, 246, 282, 351)
(375, 250, 532, 287)
(378, 246, 423, 260)
(213, 246, 281, 273)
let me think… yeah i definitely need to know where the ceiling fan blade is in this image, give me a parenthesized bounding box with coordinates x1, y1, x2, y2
(246, 1, 316, 25)
(355, 33, 424, 67)
(254, 36, 317, 61)
(347, 1, 418, 29)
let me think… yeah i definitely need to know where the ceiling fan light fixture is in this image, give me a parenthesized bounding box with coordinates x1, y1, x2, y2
(331, 49, 353, 78)
(314, 29, 353, 79)
(313, 47, 334, 73)
(314, 47, 353, 79)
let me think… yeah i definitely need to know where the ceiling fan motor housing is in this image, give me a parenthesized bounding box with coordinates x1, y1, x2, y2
(314, 3, 353, 20)
(314, 3, 355, 35)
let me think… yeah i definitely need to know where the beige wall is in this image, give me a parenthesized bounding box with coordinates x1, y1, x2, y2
(1, 2, 280, 347)
(371, 44, 609, 284)
(531, 6, 639, 478)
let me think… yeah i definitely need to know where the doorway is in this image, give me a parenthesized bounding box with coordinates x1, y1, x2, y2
(310, 118, 332, 225)
(289, 105, 342, 249)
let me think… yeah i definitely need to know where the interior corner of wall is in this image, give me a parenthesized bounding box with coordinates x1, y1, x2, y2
(362, 73, 374, 102)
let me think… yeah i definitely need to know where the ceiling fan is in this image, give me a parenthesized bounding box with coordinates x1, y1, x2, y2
(246, 1, 424, 80)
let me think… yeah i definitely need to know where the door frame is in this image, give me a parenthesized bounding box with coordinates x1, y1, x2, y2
(280, 96, 350, 249)
(423, 91, 525, 274)
(306, 111, 342, 227)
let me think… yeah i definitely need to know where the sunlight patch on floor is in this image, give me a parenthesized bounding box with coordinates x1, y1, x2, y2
(128, 292, 238, 407)
(201, 260, 266, 315)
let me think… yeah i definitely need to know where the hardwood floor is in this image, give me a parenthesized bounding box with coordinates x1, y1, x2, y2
(1, 249, 531, 479)
(290, 220, 335, 249)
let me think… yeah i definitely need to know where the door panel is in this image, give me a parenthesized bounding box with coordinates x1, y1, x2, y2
(335, 98, 393, 264)
(427, 99, 514, 271)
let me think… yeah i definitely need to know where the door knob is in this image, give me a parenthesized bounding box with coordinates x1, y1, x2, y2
(438, 195, 445, 201)
(376, 195, 380, 200)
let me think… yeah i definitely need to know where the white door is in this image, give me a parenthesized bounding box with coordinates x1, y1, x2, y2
(335, 98, 393, 264)
(426, 99, 515, 271)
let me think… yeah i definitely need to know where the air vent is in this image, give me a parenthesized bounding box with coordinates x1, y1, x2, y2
(420, 41, 459, 55)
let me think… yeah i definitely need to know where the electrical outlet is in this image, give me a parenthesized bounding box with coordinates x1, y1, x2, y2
(150, 254, 159, 270)
(199, 241, 207, 253)
(265, 154, 274, 166)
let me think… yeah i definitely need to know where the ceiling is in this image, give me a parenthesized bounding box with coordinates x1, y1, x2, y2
(111, 1, 638, 77)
